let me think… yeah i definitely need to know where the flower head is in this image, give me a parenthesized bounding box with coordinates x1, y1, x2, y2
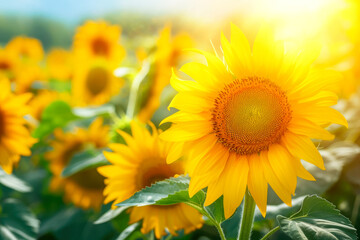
(138, 26, 193, 122)
(0, 78, 36, 173)
(0, 49, 18, 81)
(46, 118, 109, 210)
(160, 24, 348, 218)
(6, 36, 44, 63)
(72, 58, 123, 106)
(73, 20, 125, 64)
(98, 122, 203, 238)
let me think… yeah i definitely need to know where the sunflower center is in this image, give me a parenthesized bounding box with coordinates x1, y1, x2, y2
(212, 77, 292, 155)
(0, 61, 10, 70)
(85, 67, 109, 96)
(70, 168, 105, 190)
(92, 38, 109, 56)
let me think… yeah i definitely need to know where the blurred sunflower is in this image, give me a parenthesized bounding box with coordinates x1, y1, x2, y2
(0, 49, 18, 81)
(14, 65, 45, 94)
(138, 26, 193, 122)
(315, 0, 360, 98)
(29, 90, 70, 120)
(0, 78, 36, 173)
(98, 122, 203, 238)
(72, 58, 123, 106)
(46, 48, 73, 81)
(73, 20, 125, 64)
(160, 24, 348, 218)
(6, 36, 44, 63)
(46, 118, 109, 210)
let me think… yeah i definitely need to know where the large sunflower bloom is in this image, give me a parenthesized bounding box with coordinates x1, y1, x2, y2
(98, 122, 203, 238)
(0, 78, 36, 173)
(6, 36, 44, 63)
(73, 20, 125, 64)
(72, 58, 123, 106)
(46, 118, 109, 210)
(160, 24, 348, 219)
(138, 26, 193, 122)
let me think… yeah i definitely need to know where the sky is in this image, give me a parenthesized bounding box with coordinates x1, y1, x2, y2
(0, 0, 249, 25)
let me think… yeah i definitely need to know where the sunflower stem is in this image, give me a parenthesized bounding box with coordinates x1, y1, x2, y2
(126, 60, 150, 119)
(238, 190, 256, 240)
(260, 226, 280, 240)
(186, 202, 226, 240)
(351, 194, 360, 225)
(204, 208, 226, 240)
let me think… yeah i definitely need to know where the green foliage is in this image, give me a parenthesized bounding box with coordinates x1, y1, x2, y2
(94, 207, 128, 225)
(0, 16, 72, 50)
(0, 169, 32, 193)
(116, 222, 141, 240)
(277, 195, 357, 240)
(0, 199, 39, 240)
(116, 176, 205, 208)
(33, 100, 78, 139)
(61, 150, 109, 177)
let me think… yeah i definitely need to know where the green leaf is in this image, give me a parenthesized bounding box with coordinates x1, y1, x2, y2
(61, 150, 108, 177)
(205, 196, 225, 223)
(116, 175, 205, 208)
(94, 207, 128, 225)
(0, 169, 32, 192)
(277, 195, 357, 240)
(221, 203, 243, 240)
(33, 101, 78, 139)
(0, 199, 39, 240)
(116, 223, 141, 240)
(254, 196, 305, 221)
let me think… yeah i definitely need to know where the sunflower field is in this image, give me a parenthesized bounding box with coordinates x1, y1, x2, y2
(1, 0, 360, 239)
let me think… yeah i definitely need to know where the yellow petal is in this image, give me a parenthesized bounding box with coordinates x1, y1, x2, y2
(170, 69, 202, 92)
(248, 154, 268, 217)
(160, 121, 211, 142)
(166, 142, 184, 164)
(223, 154, 249, 219)
(281, 132, 325, 170)
(267, 144, 297, 194)
(168, 92, 211, 112)
(287, 118, 334, 141)
(260, 151, 292, 206)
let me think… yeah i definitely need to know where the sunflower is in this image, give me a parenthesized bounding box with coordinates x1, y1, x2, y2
(14, 64, 45, 94)
(160, 24, 348, 219)
(98, 122, 203, 238)
(72, 58, 123, 106)
(73, 20, 125, 64)
(138, 26, 193, 122)
(46, 118, 109, 210)
(0, 49, 18, 81)
(0, 78, 36, 173)
(46, 48, 73, 81)
(6, 36, 44, 63)
(314, 0, 360, 98)
(29, 90, 70, 120)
